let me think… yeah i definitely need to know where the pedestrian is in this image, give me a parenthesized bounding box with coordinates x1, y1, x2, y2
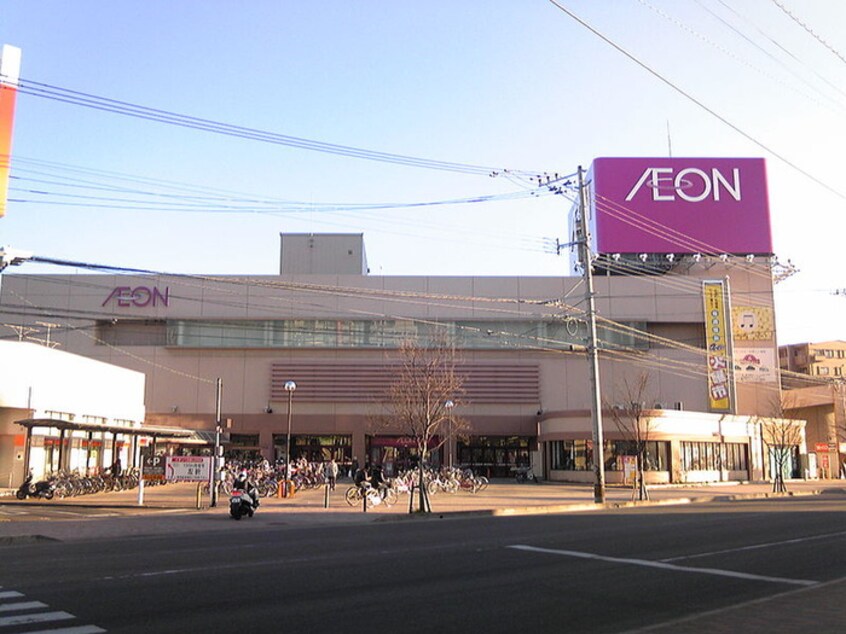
(370, 463, 385, 498)
(351, 456, 359, 479)
(354, 462, 370, 492)
(324, 458, 339, 491)
(111, 457, 122, 478)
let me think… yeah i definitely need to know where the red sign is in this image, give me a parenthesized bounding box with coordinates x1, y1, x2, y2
(369, 436, 440, 449)
(166, 456, 211, 482)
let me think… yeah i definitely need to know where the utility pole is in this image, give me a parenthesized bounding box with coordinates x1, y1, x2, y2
(211, 378, 222, 507)
(577, 166, 606, 503)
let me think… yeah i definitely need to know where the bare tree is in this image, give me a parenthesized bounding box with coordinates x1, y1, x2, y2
(755, 390, 805, 493)
(379, 337, 467, 513)
(604, 373, 660, 501)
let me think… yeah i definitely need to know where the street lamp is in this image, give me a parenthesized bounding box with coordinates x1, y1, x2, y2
(284, 381, 297, 494)
(445, 400, 455, 469)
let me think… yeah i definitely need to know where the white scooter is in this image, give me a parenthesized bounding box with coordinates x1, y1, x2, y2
(229, 487, 258, 520)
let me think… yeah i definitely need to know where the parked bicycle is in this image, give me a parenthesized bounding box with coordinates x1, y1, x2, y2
(344, 483, 398, 508)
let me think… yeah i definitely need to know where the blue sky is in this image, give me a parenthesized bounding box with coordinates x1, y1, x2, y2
(1, 0, 844, 344)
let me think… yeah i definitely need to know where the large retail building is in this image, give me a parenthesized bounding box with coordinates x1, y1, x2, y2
(0, 158, 807, 486)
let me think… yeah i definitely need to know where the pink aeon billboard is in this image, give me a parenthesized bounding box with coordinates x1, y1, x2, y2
(590, 157, 772, 255)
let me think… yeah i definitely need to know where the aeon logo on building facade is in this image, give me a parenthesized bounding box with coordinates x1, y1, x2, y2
(102, 286, 170, 308)
(625, 166, 742, 203)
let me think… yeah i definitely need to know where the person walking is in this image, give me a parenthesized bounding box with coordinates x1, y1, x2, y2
(324, 458, 339, 491)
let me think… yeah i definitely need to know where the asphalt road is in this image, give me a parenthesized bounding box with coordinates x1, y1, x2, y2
(3, 494, 846, 633)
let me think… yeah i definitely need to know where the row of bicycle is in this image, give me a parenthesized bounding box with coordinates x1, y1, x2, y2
(16, 468, 155, 500)
(340, 468, 489, 509)
(394, 467, 490, 495)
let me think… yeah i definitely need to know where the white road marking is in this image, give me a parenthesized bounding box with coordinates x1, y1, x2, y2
(619, 573, 846, 633)
(26, 625, 106, 634)
(660, 529, 846, 562)
(95, 542, 462, 581)
(0, 588, 106, 632)
(508, 544, 819, 587)
(0, 610, 75, 627)
(0, 600, 48, 612)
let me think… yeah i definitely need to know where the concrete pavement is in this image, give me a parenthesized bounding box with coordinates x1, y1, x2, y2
(1, 478, 842, 542)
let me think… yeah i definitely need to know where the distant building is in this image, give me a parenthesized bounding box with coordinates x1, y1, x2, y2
(779, 341, 846, 381)
(779, 341, 846, 478)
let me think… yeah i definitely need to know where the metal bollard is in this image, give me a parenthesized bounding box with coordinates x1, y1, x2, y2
(324, 483, 329, 508)
(196, 482, 204, 509)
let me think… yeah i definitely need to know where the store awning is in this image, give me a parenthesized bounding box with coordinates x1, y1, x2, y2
(15, 417, 196, 439)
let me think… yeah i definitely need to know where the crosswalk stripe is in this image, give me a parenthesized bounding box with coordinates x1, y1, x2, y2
(28, 626, 107, 634)
(0, 610, 75, 627)
(0, 600, 48, 612)
(0, 588, 106, 632)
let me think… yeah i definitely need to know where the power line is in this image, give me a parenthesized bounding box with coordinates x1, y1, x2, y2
(9, 156, 567, 253)
(14, 78, 551, 180)
(770, 0, 846, 67)
(545, 0, 846, 202)
(637, 0, 846, 113)
(696, 0, 846, 104)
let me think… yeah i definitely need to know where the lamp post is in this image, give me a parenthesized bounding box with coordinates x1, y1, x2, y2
(445, 400, 455, 469)
(284, 381, 297, 494)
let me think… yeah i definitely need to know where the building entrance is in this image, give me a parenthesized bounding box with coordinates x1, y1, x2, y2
(366, 436, 441, 477)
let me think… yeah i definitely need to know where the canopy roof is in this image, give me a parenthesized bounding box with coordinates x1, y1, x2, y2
(15, 417, 199, 440)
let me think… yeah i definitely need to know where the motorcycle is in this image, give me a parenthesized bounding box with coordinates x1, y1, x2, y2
(515, 465, 538, 484)
(229, 487, 258, 520)
(16, 472, 56, 500)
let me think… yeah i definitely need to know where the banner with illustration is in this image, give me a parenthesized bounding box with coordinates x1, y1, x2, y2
(732, 306, 775, 341)
(703, 280, 733, 412)
(734, 347, 777, 383)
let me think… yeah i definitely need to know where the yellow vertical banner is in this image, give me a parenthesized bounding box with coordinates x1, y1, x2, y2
(703, 280, 732, 412)
(0, 45, 22, 219)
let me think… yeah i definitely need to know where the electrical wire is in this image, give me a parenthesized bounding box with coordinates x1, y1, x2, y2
(13, 78, 550, 180)
(637, 0, 846, 113)
(770, 0, 846, 67)
(9, 156, 568, 253)
(545, 0, 846, 202)
(696, 0, 846, 103)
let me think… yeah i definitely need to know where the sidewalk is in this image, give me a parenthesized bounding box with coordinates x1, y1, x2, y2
(1, 479, 842, 543)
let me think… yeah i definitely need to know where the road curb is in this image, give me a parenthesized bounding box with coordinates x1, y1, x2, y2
(0, 501, 199, 510)
(377, 489, 832, 523)
(0, 534, 61, 545)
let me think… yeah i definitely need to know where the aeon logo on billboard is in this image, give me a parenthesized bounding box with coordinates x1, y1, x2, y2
(625, 166, 741, 203)
(590, 157, 772, 255)
(102, 286, 170, 308)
